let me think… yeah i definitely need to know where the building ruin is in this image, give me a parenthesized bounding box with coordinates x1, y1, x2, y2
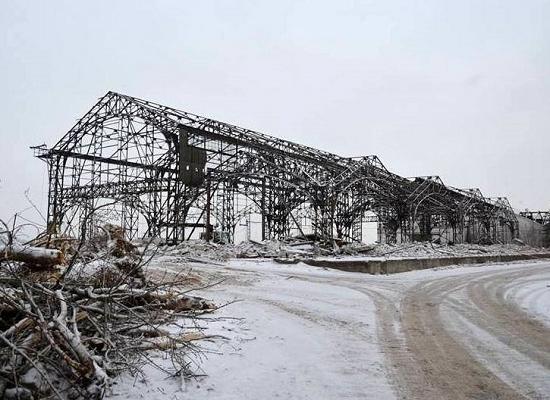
(33, 91, 519, 245)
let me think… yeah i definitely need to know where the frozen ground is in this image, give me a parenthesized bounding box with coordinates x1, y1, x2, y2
(108, 256, 550, 400)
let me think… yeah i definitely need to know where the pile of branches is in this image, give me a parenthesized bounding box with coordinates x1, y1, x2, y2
(0, 223, 215, 399)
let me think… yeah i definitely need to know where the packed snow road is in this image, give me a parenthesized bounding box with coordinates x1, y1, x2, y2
(113, 259, 550, 400)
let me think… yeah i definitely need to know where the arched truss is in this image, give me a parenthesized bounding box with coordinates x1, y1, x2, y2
(33, 91, 519, 244)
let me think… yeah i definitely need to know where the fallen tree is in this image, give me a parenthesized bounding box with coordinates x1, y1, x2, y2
(0, 221, 216, 400)
(0, 243, 65, 267)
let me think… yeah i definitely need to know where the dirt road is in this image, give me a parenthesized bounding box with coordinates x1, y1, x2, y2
(119, 259, 550, 399)
(369, 264, 550, 399)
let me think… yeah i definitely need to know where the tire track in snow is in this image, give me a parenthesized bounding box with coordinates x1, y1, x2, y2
(378, 264, 550, 400)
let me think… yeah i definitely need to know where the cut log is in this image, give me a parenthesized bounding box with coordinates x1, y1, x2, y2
(0, 244, 65, 267)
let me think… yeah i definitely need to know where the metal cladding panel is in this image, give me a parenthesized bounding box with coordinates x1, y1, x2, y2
(179, 126, 206, 186)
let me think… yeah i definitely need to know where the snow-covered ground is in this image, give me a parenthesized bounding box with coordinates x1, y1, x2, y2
(108, 257, 550, 400)
(503, 268, 550, 328)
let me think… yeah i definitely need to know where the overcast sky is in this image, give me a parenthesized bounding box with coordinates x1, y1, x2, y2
(0, 0, 549, 225)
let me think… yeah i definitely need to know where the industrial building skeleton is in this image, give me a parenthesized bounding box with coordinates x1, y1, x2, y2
(33, 91, 518, 244)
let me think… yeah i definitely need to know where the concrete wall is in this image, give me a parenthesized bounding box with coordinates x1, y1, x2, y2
(517, 215, 546, 247)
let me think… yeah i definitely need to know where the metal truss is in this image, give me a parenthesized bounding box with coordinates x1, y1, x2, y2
(33, 91, 519, 245)
(520, 210, 550, 226)
(520, 210, 550, 247)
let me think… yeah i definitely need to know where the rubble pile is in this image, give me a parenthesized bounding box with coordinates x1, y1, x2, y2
(161, 240, 236, 263)
(338, 241, 549, 259)
(156, 238, 548, 263)
(159, 238, 331, 263)
(234, 239, 329, 259)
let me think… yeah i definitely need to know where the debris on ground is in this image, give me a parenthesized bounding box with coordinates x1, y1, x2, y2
(153, 237, 548, 265)
(0, 224, 216, 400)
(0, 242, 65, 267)
(355, 241, 549, 259)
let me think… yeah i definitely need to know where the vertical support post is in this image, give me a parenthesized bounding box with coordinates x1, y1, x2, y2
(261, 176, 266, 241)
(205, 177, 212, 242)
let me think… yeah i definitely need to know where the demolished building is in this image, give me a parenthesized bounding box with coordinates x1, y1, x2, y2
(33, 91, 521, 245)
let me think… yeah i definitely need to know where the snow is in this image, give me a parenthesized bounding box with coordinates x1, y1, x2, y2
(443, 309, 550, 398)
(110, 259, 394, 400)
(108, 252, 550, 400)
(504, 269, 550, 328)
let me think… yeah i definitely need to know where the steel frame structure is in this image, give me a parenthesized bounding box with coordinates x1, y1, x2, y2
(520, 211, 550, 226)
(33, 91, 519, 245)
(520, 210, 550, 247)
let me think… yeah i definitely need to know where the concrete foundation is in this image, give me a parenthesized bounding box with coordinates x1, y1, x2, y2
(304, 253, 550, 275)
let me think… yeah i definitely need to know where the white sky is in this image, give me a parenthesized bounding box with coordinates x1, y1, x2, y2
(0, 0, 549, 225)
